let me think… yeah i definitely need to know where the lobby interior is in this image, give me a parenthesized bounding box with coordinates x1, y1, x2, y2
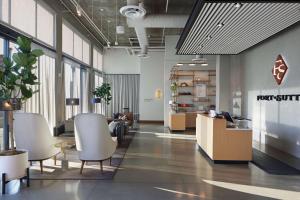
(1, 0, 300, 199)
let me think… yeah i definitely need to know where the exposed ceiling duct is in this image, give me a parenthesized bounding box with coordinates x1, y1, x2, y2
(120, 0, 188, 57)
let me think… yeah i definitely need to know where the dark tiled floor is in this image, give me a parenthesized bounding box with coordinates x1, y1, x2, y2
(1, 124, 300, 200)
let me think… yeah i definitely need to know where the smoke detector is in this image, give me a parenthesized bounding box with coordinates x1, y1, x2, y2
(120, 3, 146, 19)
(192, 55, 207, 62)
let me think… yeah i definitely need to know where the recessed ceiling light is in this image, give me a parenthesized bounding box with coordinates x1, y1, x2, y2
(234, 3, 242, 8)
(201, 63, 208, 66)
(206, 35, 212, 40)
(99, 8, 104, 12)
(107, 20, 111, 23)
(176, 63, 184, 66)
(217, 22, 224, 27)
(189, 63, 196, 66)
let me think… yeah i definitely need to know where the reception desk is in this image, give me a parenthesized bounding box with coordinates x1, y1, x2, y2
(196, 114, 252, 162)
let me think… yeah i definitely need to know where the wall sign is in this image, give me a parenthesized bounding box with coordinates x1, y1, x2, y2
(257, 94, 300, 101)
(272, 54, 288, 85)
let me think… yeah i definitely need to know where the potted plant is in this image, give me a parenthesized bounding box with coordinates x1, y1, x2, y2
(92, 83, 112, 105)
(170, 82, 178, 97)
(0, 36, 43, 194)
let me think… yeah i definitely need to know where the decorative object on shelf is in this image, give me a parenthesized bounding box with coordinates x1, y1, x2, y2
(93, 83, 112, 105)
(170, 82, 178, 96)
(0, 36, 43, 194)
(178, 92, 192, 95)
(195, 84, 207, 97)
(155, 88, 163, 99)
(66, 98, 80, 119)
(180, 82, 189, 87)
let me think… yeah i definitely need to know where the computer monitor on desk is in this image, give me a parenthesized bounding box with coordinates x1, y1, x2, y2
(222, 111, 234, 123)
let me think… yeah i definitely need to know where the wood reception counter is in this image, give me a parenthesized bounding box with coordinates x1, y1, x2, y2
(196, 114, 252, 162)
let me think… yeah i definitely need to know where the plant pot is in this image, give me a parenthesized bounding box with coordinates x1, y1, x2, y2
(0, 150, 28, 181)
(0, 98, 22, 111)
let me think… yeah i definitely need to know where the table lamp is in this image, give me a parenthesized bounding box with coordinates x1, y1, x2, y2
(66, 98, 80, 118)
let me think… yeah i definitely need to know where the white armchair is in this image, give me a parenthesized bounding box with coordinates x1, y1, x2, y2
(13, 113, 60, 173)
(74, 113, 117, 174)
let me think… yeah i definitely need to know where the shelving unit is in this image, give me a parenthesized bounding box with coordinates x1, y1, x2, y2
(170, 68, 216, 113)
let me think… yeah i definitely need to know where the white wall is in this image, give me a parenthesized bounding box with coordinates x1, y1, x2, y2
(103, 48, 140, 74)
(139, 51, 165, 121)
(241, 24, 300, 158)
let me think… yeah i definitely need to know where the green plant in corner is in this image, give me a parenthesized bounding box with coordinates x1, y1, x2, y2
(93, 83, 112, 105)
(0, 36, 44, 102)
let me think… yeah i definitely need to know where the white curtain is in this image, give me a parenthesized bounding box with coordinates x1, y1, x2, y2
(39, 55, 56, 132)
(94, 73, 104, 114)
(81, 68, 89, 113)
(23, 67, 39, 113)
(22, 53, 56, 134)
(105, 74, 140, 117)
(64, 60, 81, 119)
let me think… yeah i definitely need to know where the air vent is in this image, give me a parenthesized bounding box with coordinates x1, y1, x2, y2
(120, 4, 146, 19)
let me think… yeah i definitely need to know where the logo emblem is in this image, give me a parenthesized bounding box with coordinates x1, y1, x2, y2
(272, 54, 288, 85)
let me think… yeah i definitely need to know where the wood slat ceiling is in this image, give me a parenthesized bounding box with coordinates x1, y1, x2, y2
(177, 2, 300, 55)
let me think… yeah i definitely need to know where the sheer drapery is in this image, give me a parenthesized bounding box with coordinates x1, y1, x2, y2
(94, 73, 104, 114)
(39, 55, 56, 131)
(105, 74, 140, 117)
(64, 60, 81, 119)
(81, 68, 89, 113)
(22, 53, 56, 133)
(23, 67, 39, 114)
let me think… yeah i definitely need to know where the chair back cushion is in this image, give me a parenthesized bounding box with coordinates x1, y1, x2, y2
(13, 113, 58, 160)
(74, 113, 117, 161)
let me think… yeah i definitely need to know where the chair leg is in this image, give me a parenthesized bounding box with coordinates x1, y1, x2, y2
(39, 161, 43, 174)
(100, 161, 103, 173)
(30, 161, 33, 166)
(26, 168, 30, 187)
(2, 173, 6, 195)
(53, 155, 57, 166)
(109, 157, 112, 166)
(80, 161, 85, 174)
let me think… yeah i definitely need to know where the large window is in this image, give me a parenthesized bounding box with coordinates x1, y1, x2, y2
(0, 0, 55, 46)
(93, 47, 103, 71)
(11, 0, 36, 36)
(0, 0, 9, 23)
(37, 3, 54, 46)
(62, 22, 90, 65)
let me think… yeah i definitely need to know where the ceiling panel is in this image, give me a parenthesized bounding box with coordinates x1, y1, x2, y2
(177, 2, 300, 55)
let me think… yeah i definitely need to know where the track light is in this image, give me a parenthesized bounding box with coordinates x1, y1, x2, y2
(234, 3, 242, 8)
(76, 5, 82, 16)
(206, 35, 212, 40)
(217, 22, 224, 27)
